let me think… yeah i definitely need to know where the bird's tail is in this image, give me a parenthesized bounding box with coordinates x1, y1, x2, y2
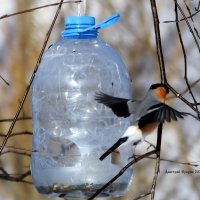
(99, 137, 128, 161)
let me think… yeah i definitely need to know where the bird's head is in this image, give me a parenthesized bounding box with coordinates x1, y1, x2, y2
(149, 83, 169, 102)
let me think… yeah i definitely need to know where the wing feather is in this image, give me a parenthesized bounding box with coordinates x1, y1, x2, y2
(165, 107, 171, 122)
(95, 92, 133, 117)
(138, 103, 186, 129)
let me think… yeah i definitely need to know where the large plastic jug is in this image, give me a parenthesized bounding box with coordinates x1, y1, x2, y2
(31, 13, 133, 199)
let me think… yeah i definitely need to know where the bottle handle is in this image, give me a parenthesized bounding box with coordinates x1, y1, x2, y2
(87, 13, 120, 31)
(78, 13, 120, 33)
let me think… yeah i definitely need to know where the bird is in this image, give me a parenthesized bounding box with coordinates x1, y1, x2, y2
(95, 83, 187, 161)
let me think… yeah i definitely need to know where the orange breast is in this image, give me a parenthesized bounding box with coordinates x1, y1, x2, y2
(156, 87, 167, 102)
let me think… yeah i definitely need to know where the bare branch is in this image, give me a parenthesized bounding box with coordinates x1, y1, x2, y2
(1, 150, 31, 157)
(147, 0, 199, 115)
(167, 78, 200, 100)
(150, 156, 160, 200)
(133, 192, 152, 200)
(88, 125, 164, 200)
(163, 9, 200, 23)
(0, 1, 82, 20)
(0, 145, 31, 152)
(0, 131, 32, 138)
(148, 0, 199, 117)
(0, 116, 31, 123)
(160, 158, 199, 167)
(183, 0, 200, 39)
(149, 0, 167, 83)
(195, 1, 200, 11)
(167, 84, 200, 113)
(150, 123, 163, 199)
(87, 150, 157, 200)
(143, 156, 199, 167)
(174, 1, 200, 53)
(87, 1, 200, 199)
(0, 0, 64, 155)
(174, 0, 199, 117)
(0, 168, 31, 184)
(0, 75, 10, 86)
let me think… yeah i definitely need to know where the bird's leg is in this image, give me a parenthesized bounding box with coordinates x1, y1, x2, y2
(145, 139, 156, 150)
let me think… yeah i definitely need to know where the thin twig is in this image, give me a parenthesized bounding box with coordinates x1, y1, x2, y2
(174, 0, 199, 117)
(167, 84, 200, 114)
(149, 0, 167, 83)
(0, 131, 32, 138)
(167, 77, 200, 100)
(1, 150, 31, 157)
(0, 116, 31, 123)
(148, 0, 198, 114)
(0, 0, 64, 155)
(150, 123, 163, 200)
(166, 3, 200, 114)
(132, 133, 163, 200)
(0, 145, 31, 152)
(183, 0, 194, 23)
(0, 75, 10, 86)
(160, 158, 199, 167)
(143, 156, 199, 167)
(87, 150, 157, 200)
(149, 5, 166, 200)
(150, 156, 161, 200)
(133, 192, 152, 200)
(0, 169, 31, 184)
(183, 0, 200, 39)
(0, 167, 9, 176)
(163, 9, 200, 23)
(0, 1, 82, 20)
(174, 1, 200, 53)
(195, 1, 200, 11)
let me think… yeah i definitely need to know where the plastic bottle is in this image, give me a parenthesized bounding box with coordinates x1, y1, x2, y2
(31, 13, 133, 199)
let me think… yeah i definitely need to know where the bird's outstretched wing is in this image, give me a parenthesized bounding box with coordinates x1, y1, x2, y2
(138, 103, 186, 128)
(95, 92, 133, 117)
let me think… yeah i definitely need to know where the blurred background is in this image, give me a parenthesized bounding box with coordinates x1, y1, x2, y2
(0, 0, 200, 200)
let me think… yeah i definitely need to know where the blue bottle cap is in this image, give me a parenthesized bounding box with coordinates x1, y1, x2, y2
(62, 16, 96, 38)
(62, 13, 120, 39)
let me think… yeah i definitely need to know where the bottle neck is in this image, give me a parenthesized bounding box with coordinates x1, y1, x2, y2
(62, 16, 98, 39)
(61, 13, 120, 39)
(62, 30, 98, 39)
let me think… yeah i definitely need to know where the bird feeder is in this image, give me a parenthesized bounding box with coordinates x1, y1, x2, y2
(31, 13, 133, 199)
